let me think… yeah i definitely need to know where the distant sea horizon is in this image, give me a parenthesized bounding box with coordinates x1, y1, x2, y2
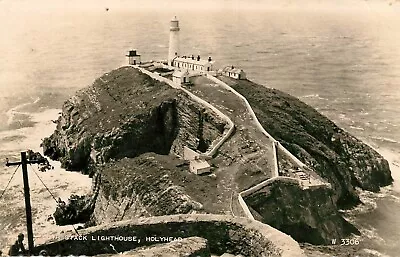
(0, 1, 399, 256)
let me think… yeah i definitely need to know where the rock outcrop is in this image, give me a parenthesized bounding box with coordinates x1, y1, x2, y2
(90, 154, 212, 225)
(220, 76, 392, 209)
(42, 67, 224, 174)
(53, 194, 94, 225)
(244, 179, 360, 245)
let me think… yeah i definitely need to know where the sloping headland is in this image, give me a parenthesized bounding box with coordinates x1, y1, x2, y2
(41, 66, 392, 256)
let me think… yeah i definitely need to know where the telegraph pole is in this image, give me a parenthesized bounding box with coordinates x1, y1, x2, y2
(6, 151, 47, 254)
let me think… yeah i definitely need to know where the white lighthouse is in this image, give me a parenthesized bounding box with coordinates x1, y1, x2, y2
(168, 16, 180, 66)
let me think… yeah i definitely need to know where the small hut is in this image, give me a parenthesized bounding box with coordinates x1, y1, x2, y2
(126, 50, 141, 65)
(221, 66, 246, 80)
(189, 159, 211, 175)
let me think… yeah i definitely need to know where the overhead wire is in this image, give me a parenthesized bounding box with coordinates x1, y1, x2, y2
(29, 164, 59, 203)
(0, 164, 21, 201)
(28, 164, 118, 254)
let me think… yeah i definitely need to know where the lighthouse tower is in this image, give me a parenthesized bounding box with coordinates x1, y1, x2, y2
(168, 16, 180, 66)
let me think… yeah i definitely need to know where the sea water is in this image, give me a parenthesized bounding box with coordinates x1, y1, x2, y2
(0, 1, 399, 255)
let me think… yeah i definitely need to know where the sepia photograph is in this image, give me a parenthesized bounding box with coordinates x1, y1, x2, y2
(0, 0, 399, 256)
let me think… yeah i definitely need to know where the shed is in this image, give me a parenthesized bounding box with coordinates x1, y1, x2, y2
(126, 50, 141, 65)
(189, 159, 211, 175)
(221, 66, 246, 80)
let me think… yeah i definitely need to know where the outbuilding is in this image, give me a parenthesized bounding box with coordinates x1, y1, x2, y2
(189, 159, 211, 175)
(126, 50, 141, 65)
(221, 66, 246, 80)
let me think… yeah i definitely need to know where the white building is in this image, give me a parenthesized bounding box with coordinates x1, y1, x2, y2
(168, 16, 180, 66)
(126, 50, 141, 65)
(172, 69, 191, 84)
(189, 159, 211, 175)
(220, 66, 246, 80)
(172, 56, 214, 73)
(183, 146, 211, 175)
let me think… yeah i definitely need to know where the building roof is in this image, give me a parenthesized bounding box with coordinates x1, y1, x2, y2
(221, 66, 245, 74)
(191, 159, 211, 170)
(126, 50, 140, 57)
(174, 57, 213, 66)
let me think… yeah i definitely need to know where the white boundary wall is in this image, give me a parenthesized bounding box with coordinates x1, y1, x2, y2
(276, 142, 306, 168)
(238, 194, 255, 220)
(240, 176, 301, 198)
(272, 141, 279, 177)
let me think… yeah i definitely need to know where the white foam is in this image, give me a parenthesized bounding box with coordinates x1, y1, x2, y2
(371, 136, 399, 144)
(0, 108, 60, 154)
(359, 226, 385, 244)
(5, 97, 41, 125)
(350, 125, 365, 131)
(377, 147, 400, 193)
(300, 93, 328, 101)
(0, 108, 92, 252)
(362, 248, 391, 257)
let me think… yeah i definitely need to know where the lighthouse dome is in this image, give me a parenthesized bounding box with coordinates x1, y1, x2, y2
(170, 16, 180, 31)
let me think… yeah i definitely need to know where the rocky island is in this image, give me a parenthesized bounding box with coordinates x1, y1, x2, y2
(38, 64, 392, 256)
(35, 16, 393, 257)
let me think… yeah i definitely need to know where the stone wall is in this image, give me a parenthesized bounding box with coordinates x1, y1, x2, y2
(34, 214, 306, 257)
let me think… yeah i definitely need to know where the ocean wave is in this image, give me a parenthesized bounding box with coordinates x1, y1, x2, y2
(300, 94, 328, 100)
(341, 183, 397, 218)
(371, 136, 399, 144)
(6, 97, 41, 126)
(0, 108, 60, 154)
(0, 107, 91, 251)
(362, 248, 391, 257)
(345, 190, 378, 214)
(359, 226, 385, 244)
(350, 125, 365, 131)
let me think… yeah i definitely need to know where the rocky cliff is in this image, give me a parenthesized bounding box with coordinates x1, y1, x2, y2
(43, 66, 224, 173)
(244, 180, 360, 245)
(42, 66, 225, 224)
(219, 76, 393, 209)
(90, 153, 220, 224)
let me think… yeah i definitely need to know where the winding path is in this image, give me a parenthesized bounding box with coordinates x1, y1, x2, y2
(127, 65, 330, 221)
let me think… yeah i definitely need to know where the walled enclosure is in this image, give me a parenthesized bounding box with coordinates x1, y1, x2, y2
(34, 214, 306, 257)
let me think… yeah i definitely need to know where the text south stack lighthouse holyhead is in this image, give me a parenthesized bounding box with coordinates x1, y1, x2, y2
(168, 16, 180, 66)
